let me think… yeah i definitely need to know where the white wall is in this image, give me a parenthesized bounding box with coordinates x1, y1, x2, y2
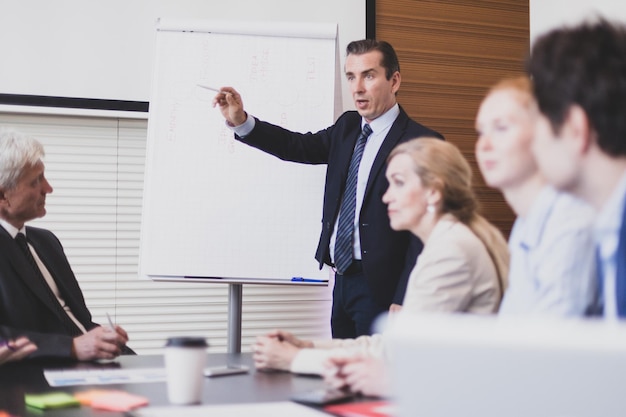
(531, 0, 626, 43)
(0, 0, 364, 352)
(0, 0, 365, 110)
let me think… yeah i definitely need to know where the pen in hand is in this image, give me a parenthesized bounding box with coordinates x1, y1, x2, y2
(197, 84, 230, 94)
(106, 312, 116, 332)
(0, 340, 16, 351)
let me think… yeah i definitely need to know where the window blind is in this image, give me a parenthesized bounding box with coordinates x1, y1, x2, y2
(0, 112, 332, 354)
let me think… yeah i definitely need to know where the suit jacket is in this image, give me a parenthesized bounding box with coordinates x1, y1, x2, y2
(237, 106, 443, 306)
(617, 199, 626, 316)
(289, 215, 503, 376)
(0, 225, 98, 359)
(402, 215, 503, 314)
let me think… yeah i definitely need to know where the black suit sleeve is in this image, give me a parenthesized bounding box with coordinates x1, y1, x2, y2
(392, 235, 424, 305)
(236, 115, 359, 165)
(0, 324, 74, 358)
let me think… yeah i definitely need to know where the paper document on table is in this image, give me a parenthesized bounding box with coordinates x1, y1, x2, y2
(129, 401, 330, 417)
(44, 367, 166, 387)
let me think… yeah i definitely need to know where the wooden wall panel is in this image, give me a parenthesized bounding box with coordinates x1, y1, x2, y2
(376, 0, 529, 236)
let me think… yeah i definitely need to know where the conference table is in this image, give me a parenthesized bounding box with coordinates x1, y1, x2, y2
(0, 353, 340, 417)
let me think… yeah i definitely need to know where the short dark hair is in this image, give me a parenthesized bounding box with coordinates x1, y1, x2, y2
(346, 39, 400, 80)
(526, 18, 626, 157)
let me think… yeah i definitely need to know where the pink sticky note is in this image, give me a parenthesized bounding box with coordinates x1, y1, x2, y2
(74, 389, 123, 406)
(90, 392, 149, 412)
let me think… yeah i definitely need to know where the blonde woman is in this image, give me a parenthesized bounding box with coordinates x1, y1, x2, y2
(253, 138, 509, 378)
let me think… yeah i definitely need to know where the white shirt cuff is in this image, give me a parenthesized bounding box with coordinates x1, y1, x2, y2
(290, 348, 336, 375)
(228, 114, 255, 137)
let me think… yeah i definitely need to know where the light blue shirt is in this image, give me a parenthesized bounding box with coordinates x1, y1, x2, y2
(499, 186, 596, 316)
(595, 170, 626, 320)
(231, 105, 401, 263)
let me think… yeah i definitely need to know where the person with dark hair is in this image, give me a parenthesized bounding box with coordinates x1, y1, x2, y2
(527, 18, 626, 318)
(0, 128, 133, 360)
(213, 39, 443, 337)
(346, 39, 400, 79)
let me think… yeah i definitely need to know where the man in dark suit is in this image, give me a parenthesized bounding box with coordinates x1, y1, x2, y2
(527, 18, 626, 318)
(213, 40, 443, 337)
(0, 128, 132, 360)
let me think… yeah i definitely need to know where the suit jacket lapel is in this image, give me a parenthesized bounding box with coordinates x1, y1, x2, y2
(23, 229, 88, 334)
(337, 122, 363, 190)
(0, 230, 64, 316)
(26, 231, 83, 315)
(617, 201, 626, 316)
(363, 108, 410, 199)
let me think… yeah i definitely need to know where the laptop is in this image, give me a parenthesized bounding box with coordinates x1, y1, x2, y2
(383, 313, 626, 417)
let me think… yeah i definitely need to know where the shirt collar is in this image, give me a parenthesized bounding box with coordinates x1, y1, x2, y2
(0, 219, 25, 239)
(362, 103, 399, 134)
(515, 186, 559, 250)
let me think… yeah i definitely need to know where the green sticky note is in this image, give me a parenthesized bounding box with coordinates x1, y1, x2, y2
(25, 392, 80, 409)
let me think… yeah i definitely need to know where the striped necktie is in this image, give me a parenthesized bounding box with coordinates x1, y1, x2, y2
(334, 123, 372, 274)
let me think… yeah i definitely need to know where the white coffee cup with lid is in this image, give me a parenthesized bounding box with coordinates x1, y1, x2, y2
(164, 336, 208, 404)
